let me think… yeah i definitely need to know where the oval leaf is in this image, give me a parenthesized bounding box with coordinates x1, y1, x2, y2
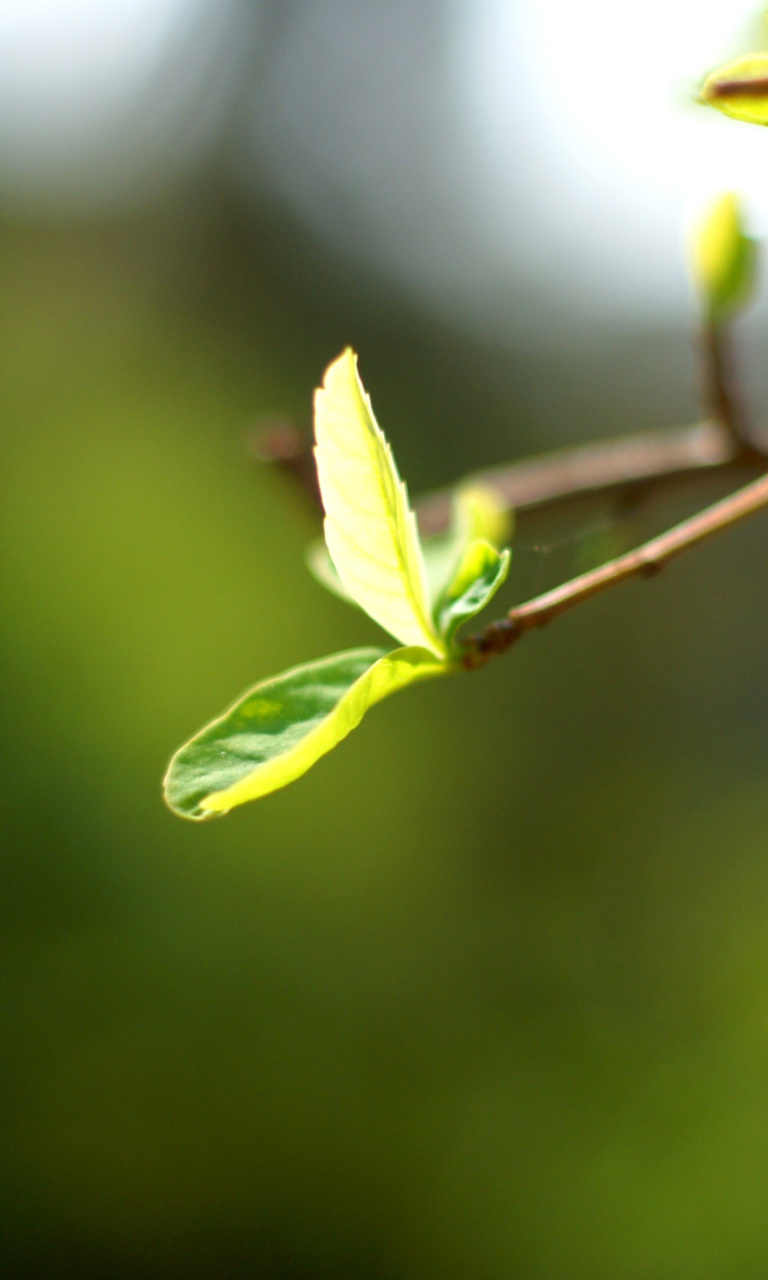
(314, 349, 445, 656)
(164, 646, 446, 820)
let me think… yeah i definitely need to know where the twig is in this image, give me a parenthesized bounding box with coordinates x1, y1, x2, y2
(705, 77, 768, 100)
(417, 315, 760, 534)
(253, 411, 765, 535)
(461, 468, 768, 669)
(247, 416, 322, 509)
(414, 419, 740, 536)
(700, 321, 755, 449)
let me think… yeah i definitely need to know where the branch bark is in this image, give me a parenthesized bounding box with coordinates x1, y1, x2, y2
(413, 419, 741, 537)
(253, 415, 755, 532)
(416, 315, 762, 535)
(461, 468, 768, 669)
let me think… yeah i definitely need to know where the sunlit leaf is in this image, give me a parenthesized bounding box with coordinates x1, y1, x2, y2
(701, 54, 768, 125)
(306, 481, 513, 613)
(314, 349, 445, 656)
(421, 483, 512, 606)
(436, 540, 511, 648)
(164, 646, 446, 820)
(165, 353, 517, 821)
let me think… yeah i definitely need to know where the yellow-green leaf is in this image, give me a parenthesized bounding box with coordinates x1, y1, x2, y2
(305, 481, 513, 613)
(163, 646, 446, 820)
(701, 54, 768, 125)
(313, 349, 445, 657)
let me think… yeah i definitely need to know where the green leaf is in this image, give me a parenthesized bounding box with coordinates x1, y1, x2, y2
(701, 54, 768, 125)
(164, 646, 446, 820)
(314, 349, 445, 657)
(690, 192, 757, 324)
(436, 539, 511, 648)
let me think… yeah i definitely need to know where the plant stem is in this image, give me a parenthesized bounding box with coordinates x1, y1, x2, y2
(255, 416, 757, 531)
(414, 419, 743, 536)
(705, 76, 768, 100)
(700, 321, 753, 448)
(461, 467, 768, 668)
(420, 318, 761, 535)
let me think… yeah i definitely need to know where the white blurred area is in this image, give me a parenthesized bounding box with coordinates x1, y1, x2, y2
(0, 0, 766, 337)
(245, 0, 767, 338)
(0, 0, 247, 202)
(458, 0, 768, 329)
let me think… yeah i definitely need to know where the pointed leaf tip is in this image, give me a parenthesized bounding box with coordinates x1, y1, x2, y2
(313, 350, 445, 657)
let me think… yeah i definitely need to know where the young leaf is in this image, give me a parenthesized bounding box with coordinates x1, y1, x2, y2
(314, 349, 445, 657)
(436, 540, 511, 647)
(701, 55, 768, 125)
(164, 646, 446, 820)
(164, 353, 517, 820)
(306, 481, 513, 612)
(420, 483, 513, 606)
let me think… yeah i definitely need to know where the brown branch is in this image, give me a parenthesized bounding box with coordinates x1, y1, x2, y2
(705, 77, 768, 100)
(246, 416, 322, 510)
(414, 419, 740, 537)
(699, 319, 760, 453)
(253, 364, 764, 539)
(414, 311, 760, 536)
(461, 468, 768, 669)
(702, 325, 738, 436)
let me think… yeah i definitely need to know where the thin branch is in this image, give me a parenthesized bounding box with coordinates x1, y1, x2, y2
(461, 468, 768, 669)
(414, 419, 741, 536)
(254, 380, 764, 537)
(700, 320, 756, 449)
(247, 416, 322, 510)
(417, 314, 765, 535)
(705, 77, 768, 99)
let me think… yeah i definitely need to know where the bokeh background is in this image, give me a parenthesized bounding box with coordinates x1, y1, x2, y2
(4, 2, 768, 1277)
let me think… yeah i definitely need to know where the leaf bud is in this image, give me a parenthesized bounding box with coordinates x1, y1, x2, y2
(701, 54, 768, 126)
(689, 192, 757, 325)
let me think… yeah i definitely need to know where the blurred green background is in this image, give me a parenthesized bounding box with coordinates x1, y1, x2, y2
(3, 4, 768, 1278)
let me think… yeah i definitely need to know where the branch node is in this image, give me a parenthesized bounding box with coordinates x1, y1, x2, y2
(459, 468, 768, 672)
(460, 618, 520, 670)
